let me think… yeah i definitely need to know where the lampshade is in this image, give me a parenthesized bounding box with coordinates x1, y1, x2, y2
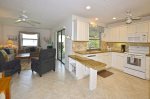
(7, 40, 14, 45)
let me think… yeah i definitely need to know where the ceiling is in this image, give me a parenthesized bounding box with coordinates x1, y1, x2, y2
(0, 0, 150, 29)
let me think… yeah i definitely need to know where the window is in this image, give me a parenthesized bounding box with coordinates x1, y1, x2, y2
(88, 25, 104, 49)
(19, 32, 40, 47)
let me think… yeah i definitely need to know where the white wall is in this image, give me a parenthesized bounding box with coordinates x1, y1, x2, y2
(52, 16, 73, 70)
(0, 24, 3, 44)
(0, 25, 52, 49)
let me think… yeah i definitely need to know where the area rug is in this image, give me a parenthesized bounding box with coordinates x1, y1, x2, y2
(21, 59, 31, 70)
(97, 70, 113, 78)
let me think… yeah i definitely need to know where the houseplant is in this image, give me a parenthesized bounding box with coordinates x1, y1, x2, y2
(43, 37, 53, 48)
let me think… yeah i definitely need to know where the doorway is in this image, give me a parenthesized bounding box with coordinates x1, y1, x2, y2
(57, 29, 65, 64)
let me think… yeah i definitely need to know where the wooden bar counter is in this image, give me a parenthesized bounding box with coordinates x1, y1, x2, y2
(0, 77, 11, 99)
(68, 55, 106, 91)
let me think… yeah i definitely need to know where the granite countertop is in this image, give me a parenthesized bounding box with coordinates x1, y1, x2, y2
(74, 50, 125, 55)
(68, 55, 106, 71)
(74, 50, 150, 57)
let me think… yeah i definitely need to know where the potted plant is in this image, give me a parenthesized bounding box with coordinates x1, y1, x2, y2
(43, 37, 53, 48)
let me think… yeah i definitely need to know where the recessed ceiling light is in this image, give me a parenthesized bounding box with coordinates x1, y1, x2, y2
(86, 6, 91, 10)
(95, 18, 99, 21)
(113, 17, 116, 20)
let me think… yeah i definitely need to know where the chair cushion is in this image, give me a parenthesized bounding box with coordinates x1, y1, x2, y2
(0, 50, 9, 61)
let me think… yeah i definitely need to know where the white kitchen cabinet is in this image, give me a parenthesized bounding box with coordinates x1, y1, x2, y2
(103, 27, 120, 42)
(103, 26, 127, 42)
(69, 57, 89, 80)
(127, 24, 136, 34)
(136, 22, 149, 33)
(112, 27, 120, 42)
(119, 26, 128, 42)
(127, 22, 149, 34)
(146, 57, 150, 80)
(72, 19, 89, 41)
(148, 22, 150, 42)
(112, 53, 125, 70)
(84, 53, 112, 69)
(102, 28, 110, 42)
(100, 53, 112, 68)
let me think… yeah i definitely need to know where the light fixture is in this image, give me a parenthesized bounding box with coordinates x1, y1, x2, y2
(86, 6, 91, 10)
(113, 17, 116, 20)
(95, 18, 99, 21)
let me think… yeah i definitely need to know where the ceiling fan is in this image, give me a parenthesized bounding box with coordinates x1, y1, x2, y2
(125, 10, 141, 24)
(15, 11, 40, 26)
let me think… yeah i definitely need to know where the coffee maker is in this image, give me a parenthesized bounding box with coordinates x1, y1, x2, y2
(121, 45, 126, 52)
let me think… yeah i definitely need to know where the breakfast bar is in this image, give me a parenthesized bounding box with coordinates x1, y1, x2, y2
(68, 55, 106, 90)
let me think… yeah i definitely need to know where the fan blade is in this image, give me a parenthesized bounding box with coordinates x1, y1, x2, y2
(15, 19, 22, 23)
(24, 21, 35, 26)
(132, 16, 141, 20)
(28, 19, 40, 24)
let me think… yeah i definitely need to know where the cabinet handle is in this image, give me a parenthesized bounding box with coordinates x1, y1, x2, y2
(87, 55, 96, 57)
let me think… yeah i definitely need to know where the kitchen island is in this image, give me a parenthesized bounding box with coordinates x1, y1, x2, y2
(68, 55, 106, 90)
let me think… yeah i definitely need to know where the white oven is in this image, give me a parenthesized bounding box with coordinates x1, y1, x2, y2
(124, 46, 149, 79)
(125, 53, 146, 72)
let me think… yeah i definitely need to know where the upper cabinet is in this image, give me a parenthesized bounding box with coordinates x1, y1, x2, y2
(127, 24, 136, 34)
(136, 22, 149, 33)
(103, 25, 127, 42)
(127, 22, 149, 33)
(103, 21, 150, 42)
(148, 22, 150, 42)
(72, 16, 89, 41)
(119, 26, 128, 42)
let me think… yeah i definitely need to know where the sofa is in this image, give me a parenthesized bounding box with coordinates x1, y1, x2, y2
(31, 48, 56, 77)
(18, 47, 40, 57)
(0, 50, 21, 77)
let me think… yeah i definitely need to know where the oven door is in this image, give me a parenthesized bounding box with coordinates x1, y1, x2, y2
(125, 53, 146, 72)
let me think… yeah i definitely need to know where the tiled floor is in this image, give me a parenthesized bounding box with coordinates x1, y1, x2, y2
(11, 61, 150, 99)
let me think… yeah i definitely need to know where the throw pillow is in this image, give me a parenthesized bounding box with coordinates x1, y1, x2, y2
(0, 50, 9, 61)
(3, 48, 11, 54)
(9, 48, 15, 54)
(30, 47, 36, 52)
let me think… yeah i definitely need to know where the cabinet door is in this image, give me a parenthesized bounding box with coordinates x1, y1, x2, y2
(119, 26, 128, 42)
(110, 27, 120, 42)
(127, 24, 136, 34)
(146, 57, 150, 80)
(112, 53, 125, 70)
(136, 22, 149, 33)
(102, 28, 110, 42)
(77, 21, 89, 41)
(148, 22, 150, 42)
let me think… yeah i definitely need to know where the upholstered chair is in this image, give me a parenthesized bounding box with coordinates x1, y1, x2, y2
(31, 48, 56, 77)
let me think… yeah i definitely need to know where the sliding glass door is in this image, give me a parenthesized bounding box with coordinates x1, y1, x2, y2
(57, 29, 65, 64)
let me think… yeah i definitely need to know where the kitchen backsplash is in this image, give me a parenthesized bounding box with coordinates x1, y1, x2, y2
(72, 41, 150, 54)
(72, 41, 88, 52)
(102, 41, 150, 52)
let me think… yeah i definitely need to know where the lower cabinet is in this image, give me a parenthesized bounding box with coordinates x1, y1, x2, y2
(82, 52, 125, 71)
(82, 53, 112, 69)
(112, 52, 125, 71)
(146, 57, 150, 80)
(69, 58, 89, 80)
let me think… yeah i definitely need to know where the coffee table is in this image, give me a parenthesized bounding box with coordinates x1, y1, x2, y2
(16, 53, 31, 63)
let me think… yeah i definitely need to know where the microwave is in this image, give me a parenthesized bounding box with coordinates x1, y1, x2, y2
(128, 33, 148, 42)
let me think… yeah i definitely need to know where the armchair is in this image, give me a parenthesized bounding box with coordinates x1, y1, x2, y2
(31, 48, 56, 77)
(0, 51, 21, 77)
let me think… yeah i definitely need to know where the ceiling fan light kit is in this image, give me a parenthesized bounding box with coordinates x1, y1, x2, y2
(15, 11, 40, 26)
(124, 10, 141, 24)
